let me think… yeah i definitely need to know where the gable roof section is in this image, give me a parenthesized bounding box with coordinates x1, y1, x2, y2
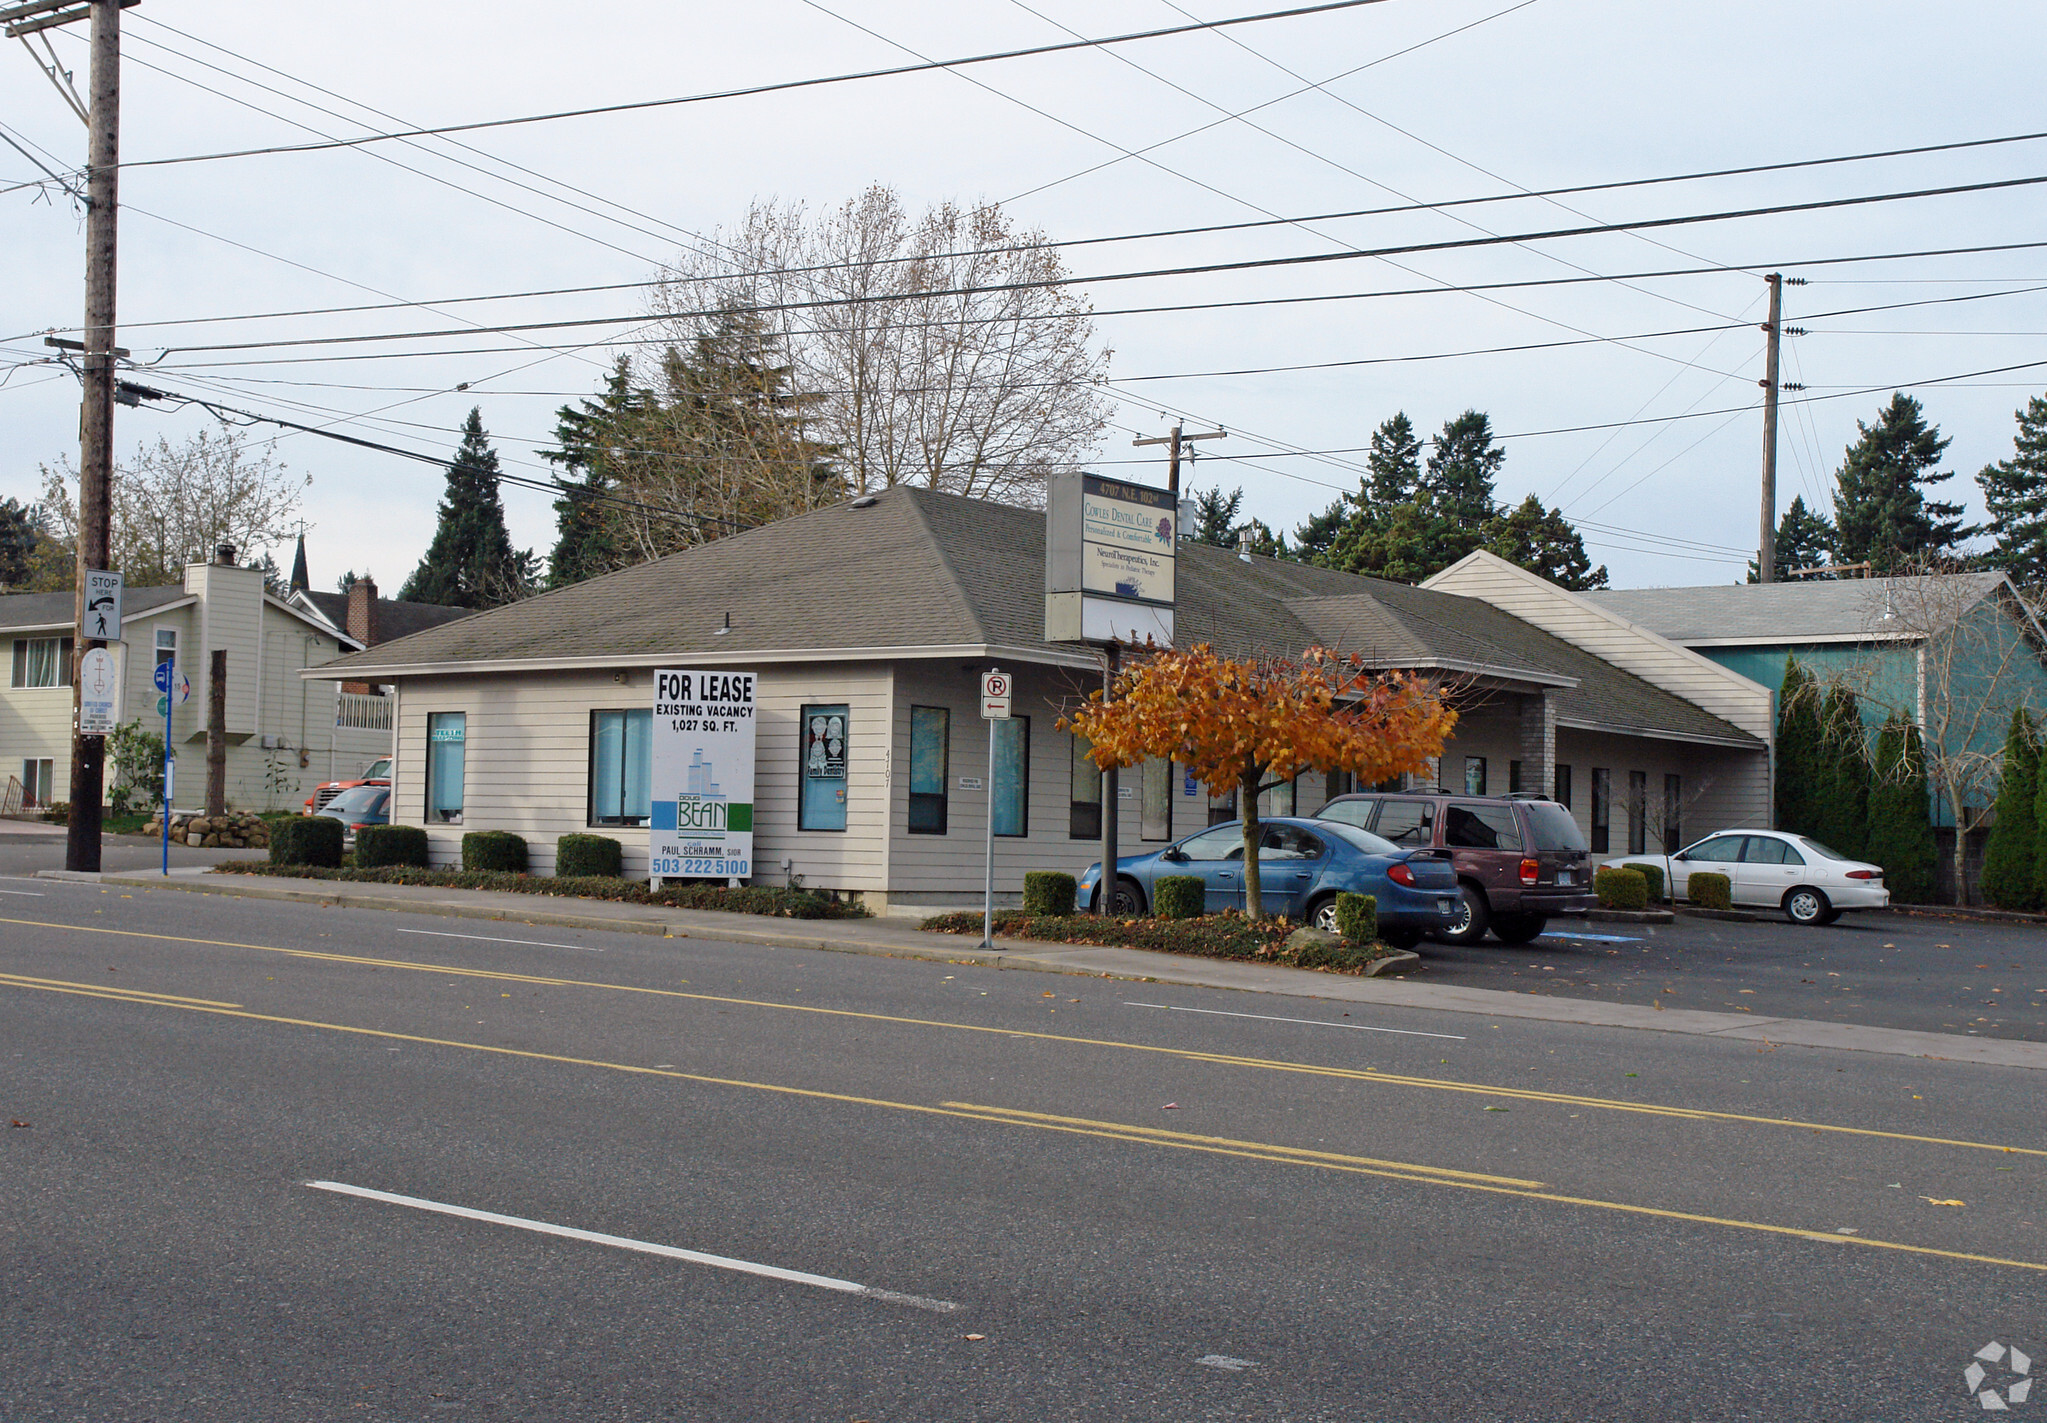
(0, 585, 193, 633)
(300, 589, 476, 643)
(305, 488, 1759, 746)
(1425, 550, 1777, 740)
(1580, 573, 2007, 646)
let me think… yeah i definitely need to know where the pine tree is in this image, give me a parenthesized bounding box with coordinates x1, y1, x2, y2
(1190, 486, 1243, 548)
(1774, 657, 1823, 835)
(543, 357, 643, 588)
(1865, 714, 1938, 903)
(1291, 499, 1347, 563)
(1813, 685, 1871, 859)
(1747, 495, 1836, 581)
(1977, 393, 2047, 584)
(1980, 708, 2039, 910)
(1367, 412, 1423, 507)
(2030, 738, 2047, 911)
(401, 408, 534, 609)
(1480, 494, 1609, 589)
(1422, 410, 1504, 524)
(1832, 392, 1968, 572)
(0, 496, 45, 588)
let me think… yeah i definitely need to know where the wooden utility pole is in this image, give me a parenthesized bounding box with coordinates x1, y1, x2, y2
(4, 0, 133, 871)
(1133, 423, 1225, 503)
(1756, 273, 1783, 585)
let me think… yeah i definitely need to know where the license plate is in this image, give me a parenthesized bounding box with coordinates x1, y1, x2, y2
(1437, 898, 1453, 914)
(1558, 869, 1573, 886)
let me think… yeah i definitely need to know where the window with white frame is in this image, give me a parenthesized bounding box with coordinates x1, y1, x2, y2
(10, 637, 72, 689)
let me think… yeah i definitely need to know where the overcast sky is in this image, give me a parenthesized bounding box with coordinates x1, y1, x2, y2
(4, 0, 2043, 595)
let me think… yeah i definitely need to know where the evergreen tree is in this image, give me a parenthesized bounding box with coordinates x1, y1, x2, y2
(401, 408, 534, 609)
(1190, 486, 1243, 548)
(1865, 714, 1938, 903)
(1421, 410, 1504, 524)
(542, 357, 643, 589)
(1480, 494, 1609, 589)
(1242, 519, 1289, 559)
(1367, 412, 1424, 508)
(1747, 495, 1836, 582)
(1832, 393, 1968, 572)
(1977, 393, 2047, 584)
(1980, 708, 2039, 910)
(1775, 657, 1823, 835)
(0, 496, 45, 588)
(1291, 499, 1347, 564)
(1813, 685, 1871, 859)
(2031, 736, 2047, 910)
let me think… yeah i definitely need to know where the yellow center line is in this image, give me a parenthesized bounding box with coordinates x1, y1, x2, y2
(0, 971, 241, 1008)
(4, 973, 2041, 1277)
(3, 913, 2039, 1160)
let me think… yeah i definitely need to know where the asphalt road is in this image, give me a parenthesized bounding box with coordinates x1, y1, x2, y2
(1411, 909, 2047, 1043)
(3, 881, 2043, 1421)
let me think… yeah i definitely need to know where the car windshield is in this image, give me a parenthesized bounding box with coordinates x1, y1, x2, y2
(1795, 835, 1853, 861)
(323, 787, 386, 815)
(364, 758, 390, 778)
(1321, 821, 1401, 857)
(1520, 801, 1588, 852)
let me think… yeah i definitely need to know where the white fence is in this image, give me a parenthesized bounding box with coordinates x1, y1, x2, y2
(335, 692, 394, 732)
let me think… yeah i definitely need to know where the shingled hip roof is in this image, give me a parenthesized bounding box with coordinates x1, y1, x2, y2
(306, 487, 1757, 747)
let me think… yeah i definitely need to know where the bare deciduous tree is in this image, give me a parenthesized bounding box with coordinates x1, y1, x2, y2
(650, 185, 1113, 507)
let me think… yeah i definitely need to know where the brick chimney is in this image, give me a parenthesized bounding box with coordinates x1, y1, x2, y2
(346, 575, 380, 648)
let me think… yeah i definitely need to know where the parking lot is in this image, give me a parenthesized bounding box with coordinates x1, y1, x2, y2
(1414, 907, 2047, 1041)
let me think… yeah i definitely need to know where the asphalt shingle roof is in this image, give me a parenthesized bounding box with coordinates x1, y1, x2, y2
(302, 590, 476, 644)
(0, 585, 191, 631)
(1582, 574, 2005, 643)
(315, 486, 1757, 745)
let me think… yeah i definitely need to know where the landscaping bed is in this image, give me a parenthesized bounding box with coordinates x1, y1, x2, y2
(920, 910, 1406, 974)
(208, 861, 866, 920)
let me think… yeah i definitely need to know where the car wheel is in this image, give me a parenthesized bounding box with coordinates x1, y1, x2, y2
(1491, 913, 1548, 945)
(1310, 894, 1341, 934)
(1783, 886, 1831, 925)
(1433, 883, 1492, 945)
(1103, 876, 1146, 916)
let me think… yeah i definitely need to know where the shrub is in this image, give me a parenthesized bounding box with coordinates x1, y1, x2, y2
(1333, 891, 1377, 944)
(1627, 861, 1665, 902)
(1595, 865, 1648, 910)
(1687, 871, 1732, 911)
(354, 824, 429, 869)
(1154, 875, 1204, 920)
(271, 815, 343, 868)
(556, 833, 622, 879)
(1022, 870, 1077, 916)
(209, 861, 868, 918)
(462, 830, 528, 874)
(918, 909, 1400, 974)
(39, 801, 69, 824)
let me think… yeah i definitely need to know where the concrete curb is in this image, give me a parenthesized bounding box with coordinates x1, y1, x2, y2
(76, 869, 2047, 1072)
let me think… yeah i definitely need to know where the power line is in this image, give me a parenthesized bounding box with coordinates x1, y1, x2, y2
(118, 0, 1405, 169)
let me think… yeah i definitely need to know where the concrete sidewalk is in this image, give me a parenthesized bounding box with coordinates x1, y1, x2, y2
(56, 867, 2047, 1072)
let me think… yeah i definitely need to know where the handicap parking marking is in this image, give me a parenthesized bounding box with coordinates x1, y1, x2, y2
(1538, 930, 1643, 944)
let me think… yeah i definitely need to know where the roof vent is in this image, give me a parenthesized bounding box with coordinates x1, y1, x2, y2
(849, 495, 879, 509)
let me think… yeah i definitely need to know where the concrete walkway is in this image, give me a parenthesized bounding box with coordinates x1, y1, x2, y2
(54, 867, 2047, 1072)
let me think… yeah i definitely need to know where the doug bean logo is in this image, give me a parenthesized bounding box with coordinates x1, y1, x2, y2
(1966, 1341, 2032, 1411)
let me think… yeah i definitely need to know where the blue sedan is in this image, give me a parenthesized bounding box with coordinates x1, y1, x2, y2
(1078, 816, 1461, 948)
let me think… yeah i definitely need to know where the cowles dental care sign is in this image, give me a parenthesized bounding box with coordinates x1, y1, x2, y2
(651, 668, 756, 883)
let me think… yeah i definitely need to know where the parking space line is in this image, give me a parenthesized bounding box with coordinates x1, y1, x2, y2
(1538, 931, 1642, 943)
(1124, 1001, 1465, 1040)
(307, 1180, 958, 1312)
(393, 927, 602, 952)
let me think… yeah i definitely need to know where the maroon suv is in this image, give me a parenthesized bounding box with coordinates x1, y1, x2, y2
(1312, 791, 1597, 945)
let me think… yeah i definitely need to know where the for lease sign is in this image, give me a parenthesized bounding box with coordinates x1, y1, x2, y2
(650, 668, 757, 881)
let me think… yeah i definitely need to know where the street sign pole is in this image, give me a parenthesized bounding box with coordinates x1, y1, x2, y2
(979, 668, 1012, 950)
(155, 657, 172, 875)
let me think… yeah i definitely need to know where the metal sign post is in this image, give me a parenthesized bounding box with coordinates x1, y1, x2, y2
(979, 668, 1011, 949)
(154, 657, 173, 875)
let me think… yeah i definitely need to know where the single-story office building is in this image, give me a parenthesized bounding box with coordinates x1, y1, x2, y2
(307, 488, 1774, 911)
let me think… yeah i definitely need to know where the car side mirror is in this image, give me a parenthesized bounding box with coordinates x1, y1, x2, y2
(1161, 847, 1187, 862)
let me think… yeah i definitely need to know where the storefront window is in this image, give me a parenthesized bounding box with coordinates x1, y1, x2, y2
(992, 717, 1028, 837)
(1141, 757, 1171, 841)
(909, 706, 949, 834)
(426, 712, 465, 824)
(800, 704, 849, 831)
(589, 709, 652, 825)
(1069, 733, 1100, 839)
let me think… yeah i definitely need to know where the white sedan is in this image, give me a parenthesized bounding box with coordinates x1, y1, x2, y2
(1606, 829, 1890, 925)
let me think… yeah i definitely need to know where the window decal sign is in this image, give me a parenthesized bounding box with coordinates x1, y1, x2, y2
(805, 711, 846, 781)
(650, 668, 756, 883)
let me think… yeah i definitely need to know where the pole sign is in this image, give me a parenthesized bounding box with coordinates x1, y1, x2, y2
(980, 669, 1012, 720)
(1044, 470, 1176, 646)
(650, 668, 757, 883)
(77, 645, 124, 735)
(82, 568, 122, 642)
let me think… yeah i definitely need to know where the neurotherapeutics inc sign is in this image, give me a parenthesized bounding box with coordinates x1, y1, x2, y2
(650, 668, 756, 882)
(1044, 470, 1176, 645)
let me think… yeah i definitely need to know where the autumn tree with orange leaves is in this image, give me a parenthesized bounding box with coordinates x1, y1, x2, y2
(1063, 644, 1458, 919)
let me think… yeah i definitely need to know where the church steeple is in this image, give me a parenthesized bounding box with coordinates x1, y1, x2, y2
(288, 526, 309, 595)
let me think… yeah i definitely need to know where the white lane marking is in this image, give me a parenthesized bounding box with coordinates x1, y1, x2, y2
(1538, 931, 1642, 943)
(0, 889, 44, 897)
(1197, 1354, 1257, 1371)
(306, 1181, 958, 1313)
(393, 927, 602, 952)
(1124, 1001, 1465, 1041)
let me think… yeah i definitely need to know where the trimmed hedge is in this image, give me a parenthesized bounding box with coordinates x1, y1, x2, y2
(1022, 871, 1077, 917)
(462, 830, 528, 874)
(1629, 862, 1665, 901)
(1154, 875, 1205, 920)
(1334, 891, 1377, 944)
(270, 815, 343, 868)
(353, 824, 429, 869)
(920, 909, 1403, 973)
(1595, 865, 1648, 911)
(210, 861, 866, 918)
(556, 833, 622, 879)
(1687, 870, 1732, 911)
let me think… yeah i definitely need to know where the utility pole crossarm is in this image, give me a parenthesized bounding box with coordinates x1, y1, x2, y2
(1133, 424, 1224, 500)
